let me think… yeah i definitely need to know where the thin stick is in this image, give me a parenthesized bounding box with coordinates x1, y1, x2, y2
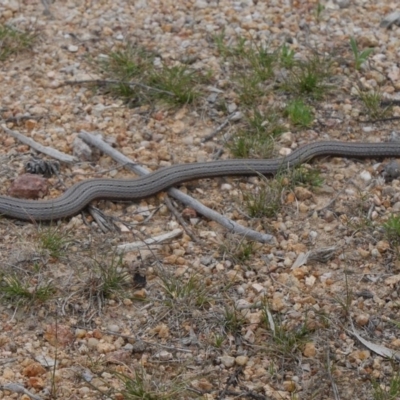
(0, 383, 44, 400)
(79, 131, 275, 244)
(1, 125, 76, 164)
(117, 228, 183, 252)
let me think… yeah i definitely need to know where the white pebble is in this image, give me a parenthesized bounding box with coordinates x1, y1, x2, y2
(360, 170, 372, 182)
(309, 231, 318, 242)
(68, 45, 79, 53)
(108, 324, 120, 333)
(279, 147, 292, 156)
(221, 183, 233, 191)
(235, 299, 251, 309)
(371, 248, 380, 258)
(220, 355, 235, 367)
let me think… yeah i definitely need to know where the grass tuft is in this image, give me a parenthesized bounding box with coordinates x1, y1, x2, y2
(85, 255, 132, 301)
(38, 226, 70, 259)
(241, 165, 322, 219)
(289, 165, 323, 188)
(350, 36, 374, 71)
(383, 215, 400, 249)
(0, 24, 36, 61)
(284, 99, 314, 127)
(158, 272, 212, 309)
(261, 305, 311, 357)
(229, 108, 284, 159)
(280, 43, 296, 69)
(0, 270, 55, 305)
(222, 306, 246, 335)
(372, 369, 400, 400)
(282, 53, 333, 99)
(242, 180, 282, 218)
(97, 45, 208, 106)
(358, 88, 392, 120)
(117, 369, 186, 400)
(147, 65, 204, 105)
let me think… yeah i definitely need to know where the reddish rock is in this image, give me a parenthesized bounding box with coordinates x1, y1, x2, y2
(22, 362, 46, 377)
(28, 376, 45, 389)
(182, 208, 197, 219)
(8, 174, 48, 199)
(44, 324, 74, 347)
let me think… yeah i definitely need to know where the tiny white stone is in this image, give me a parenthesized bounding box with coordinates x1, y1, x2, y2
(68, 45, 79, 53)
(279, 147, 292, 156)
(235, 356, 248, 366)
(360, 170, 372, 182)
(309, 231, 318, 242)
(345, 188, 356, 196)
(362, 126, 374, 133)
(221, 183, 233, 191)
(220, 355, 235, 368)
(228, 103, 237, 113)
(305, 275, 316, 286)
(157, 350, 172, 360)
(108, 324, 119, 333)
(280, 131, 293, 145)
(236, 286, 245, 295)
(283, 258, 292, 267)
(371, 248, 380, 258)
(236, 299, 251, 309)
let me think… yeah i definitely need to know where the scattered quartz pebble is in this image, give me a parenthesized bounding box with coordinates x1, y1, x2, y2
(87, 338, 99, 350)
(371, 248, 381, 258)
(355, 314, 370, 326)
(235, 356, 248, 366)
(376, 241, 390, 253)
(236, 299, 251, 309)
(97, 342, 114, 354)
(303, 342, 316, 357)
(294, 186, 313, 200)
(359, 170, 372, 182)
(279, 147, 292, 156)
(75, 329, 87, 338)
(107, 324, 120, 333)
(220, 356, 235, 368)
(221, 183, 233, 191)
(156, 351, 173, 361)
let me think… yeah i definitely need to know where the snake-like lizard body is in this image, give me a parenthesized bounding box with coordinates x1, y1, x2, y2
(1, 141, 400, 221)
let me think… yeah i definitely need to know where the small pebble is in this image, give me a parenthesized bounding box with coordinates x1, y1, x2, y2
(220, 356, 235, 368)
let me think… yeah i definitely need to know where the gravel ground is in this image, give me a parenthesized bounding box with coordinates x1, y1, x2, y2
(0, 0, 400, 399)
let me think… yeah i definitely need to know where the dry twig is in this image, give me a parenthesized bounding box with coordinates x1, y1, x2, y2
(1, 125, 76, 163)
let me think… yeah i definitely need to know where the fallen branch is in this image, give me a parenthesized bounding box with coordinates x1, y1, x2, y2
(0, 382, 44, 400)
(117, 228, 183, 253)
(1, 125, 76, 164)
(79, 130, 275, 243)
